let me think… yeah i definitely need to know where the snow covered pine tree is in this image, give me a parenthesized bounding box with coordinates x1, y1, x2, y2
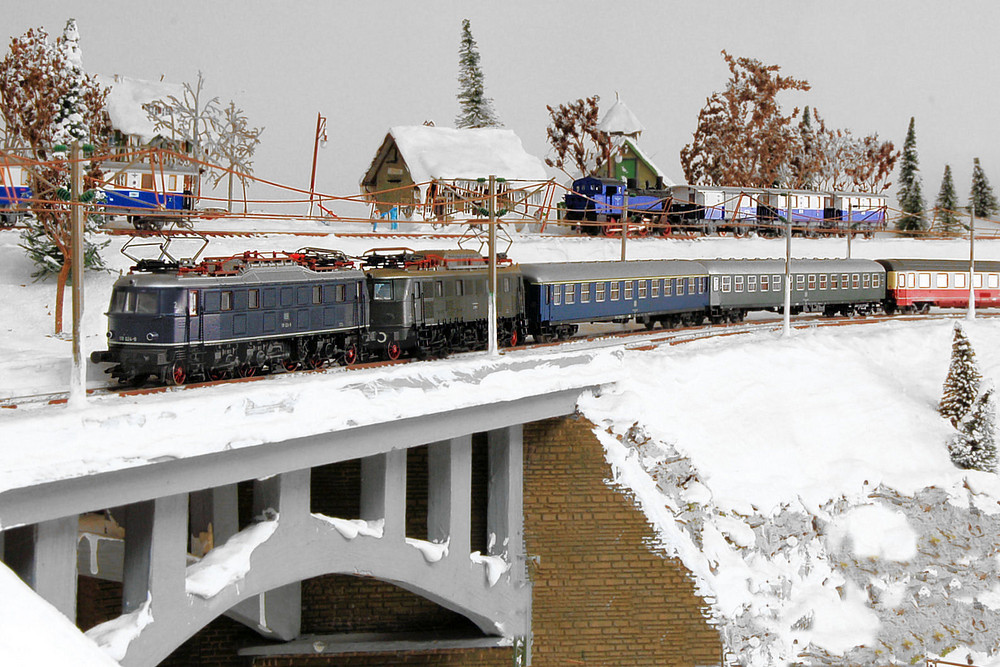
(939, 322, 982, 427)
(949, 387, 998, 472)
(455, 19, 501, 129)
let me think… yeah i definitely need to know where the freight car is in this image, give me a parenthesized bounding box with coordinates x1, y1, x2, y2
(563, 177, 886, 238)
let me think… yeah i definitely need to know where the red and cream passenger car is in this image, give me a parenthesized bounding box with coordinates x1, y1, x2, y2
(879, 258, 1000, 313)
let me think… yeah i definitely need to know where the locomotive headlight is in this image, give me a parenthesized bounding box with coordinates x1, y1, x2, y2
(146, 332, 159, 341)
(107, 331, 113, 338)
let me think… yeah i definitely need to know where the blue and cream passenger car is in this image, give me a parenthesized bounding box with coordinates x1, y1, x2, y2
(519, 260, 710, 340)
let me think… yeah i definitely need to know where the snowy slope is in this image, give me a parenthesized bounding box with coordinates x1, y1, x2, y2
(4, 224, 1000, 665)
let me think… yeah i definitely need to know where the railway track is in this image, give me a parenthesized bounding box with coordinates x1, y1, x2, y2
(0, 311, 976, 411)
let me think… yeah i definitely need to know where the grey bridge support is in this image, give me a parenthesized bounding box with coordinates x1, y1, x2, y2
(0, 388, 585, 666)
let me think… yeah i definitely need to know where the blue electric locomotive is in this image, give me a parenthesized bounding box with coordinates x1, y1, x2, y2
(91, 250, 368, 385)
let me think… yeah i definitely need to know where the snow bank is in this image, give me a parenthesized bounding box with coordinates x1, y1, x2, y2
(186, 512, 279, 598)
(0, 563, 119, 666)
(583, 318, 1000, 665)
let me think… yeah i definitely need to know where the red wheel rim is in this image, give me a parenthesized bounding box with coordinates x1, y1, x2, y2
(307, 356, 324, 370)
(209, 368, 227, 381)
(283, 360, 298, 372)
(239, 364, 257, 378)
(509, 329, 519, 347)
(344, 345, 357, 366)
(172, 362, 186, 386)
(387, 342, 401, 360)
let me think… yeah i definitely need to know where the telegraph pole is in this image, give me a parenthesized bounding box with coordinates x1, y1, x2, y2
(69, 141, 87, 406)
(968, 209, 976, 321)
(783, 193, 792, 337)
(846, 201, 852, 259)
(620, 190, 629, 261)
(487, 175, 499, 356)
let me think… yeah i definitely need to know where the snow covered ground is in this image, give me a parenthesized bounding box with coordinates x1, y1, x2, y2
(3, 221, 1000, 665)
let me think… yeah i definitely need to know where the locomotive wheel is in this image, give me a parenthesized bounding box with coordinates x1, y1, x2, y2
(386, 341, 402, 360)
(168, 361, 186, 386)
(208, 367, 226, 381)
(238, 364, 258, 378)
(282, 359, 299, 372)
(343, 343, 358, 366)
(305, 355, 325, 370)
(507, 328, 520, 347)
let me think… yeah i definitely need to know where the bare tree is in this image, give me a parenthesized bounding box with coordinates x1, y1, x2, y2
(544, 95, 612, 179)
(148, 71, 222, 198)
(209, 101, 263, 212)
(681, 51, 810, 188)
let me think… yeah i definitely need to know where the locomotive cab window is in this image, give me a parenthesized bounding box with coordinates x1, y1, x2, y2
(188, 290, 198, 316)
(248, 289, 259, 309)
(436, 281, 444, 297)
(373, 281, 393, 301)
(313, 285, 322, 304)
(221, 291, 233, 311)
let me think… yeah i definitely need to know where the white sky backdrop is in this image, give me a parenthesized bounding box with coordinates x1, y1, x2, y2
(4, 1, 999, 213)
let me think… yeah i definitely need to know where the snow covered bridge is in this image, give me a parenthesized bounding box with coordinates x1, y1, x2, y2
(0, 347, 619, 666)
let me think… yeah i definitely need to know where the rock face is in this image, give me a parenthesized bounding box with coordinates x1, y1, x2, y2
(607, 423, 1000, 667)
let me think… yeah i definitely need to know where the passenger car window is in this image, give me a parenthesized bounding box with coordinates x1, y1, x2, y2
(136, 291, 158, 314)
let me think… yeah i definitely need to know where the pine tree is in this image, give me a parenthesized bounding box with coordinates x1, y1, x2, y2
(896, 117, 926, 235)
(969, 157, 999, 219)
(949, 387, 998, 472)
(934, 164, 960, 235)
(940, 322, 982, 427)
(455, 19, 501, 129)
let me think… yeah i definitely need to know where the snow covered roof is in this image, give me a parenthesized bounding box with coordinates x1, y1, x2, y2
(623, 138, 674, 187)
(387, 126, 547, 183)
(598, 94, 644, 137)
(95, 74, 185, 143)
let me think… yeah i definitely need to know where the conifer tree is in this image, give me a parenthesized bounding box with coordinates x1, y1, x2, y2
(896, 117, 926, 235)
(455, 19, 501, 129)
(939, 322, 982, 427)
(949, 387, 998, 472)
(969, 157, 999, 219)
(934, 164, 960, 235)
